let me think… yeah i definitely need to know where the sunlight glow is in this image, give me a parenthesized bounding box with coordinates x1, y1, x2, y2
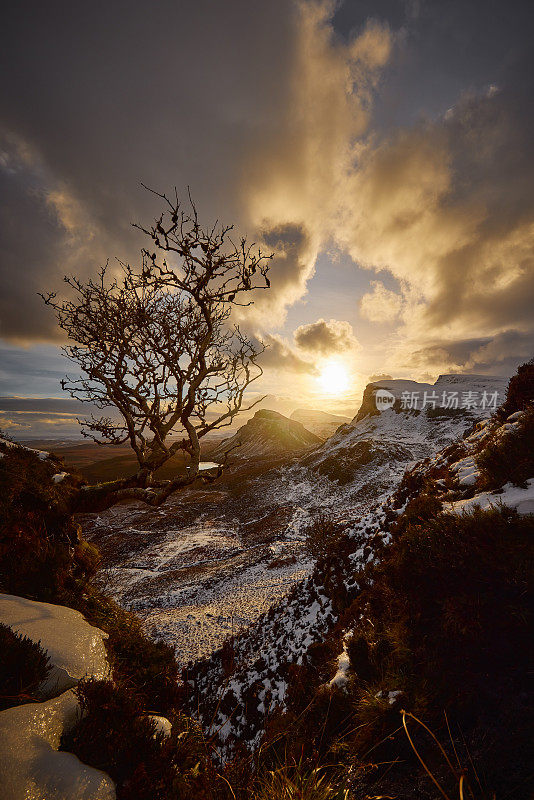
(317, 361, 350, 396)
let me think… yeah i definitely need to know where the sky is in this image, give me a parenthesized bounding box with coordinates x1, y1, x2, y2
(1, 0, 533, 437)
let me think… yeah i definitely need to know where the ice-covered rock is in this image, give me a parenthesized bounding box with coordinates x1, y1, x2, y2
(0, 594, 110, 697)
(0, 689, 116, 800)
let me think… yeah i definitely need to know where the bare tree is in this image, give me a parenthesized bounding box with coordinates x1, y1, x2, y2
(42, 191, 271, 511)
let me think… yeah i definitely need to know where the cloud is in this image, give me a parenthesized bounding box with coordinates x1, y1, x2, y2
(257, 334, 317, 375)
(294, 318, 360, 355)
(359, 281, 403, 322)
(410, 330, 534, 375)
(0, 0, 394, 341)
(338, 52, 534, 374)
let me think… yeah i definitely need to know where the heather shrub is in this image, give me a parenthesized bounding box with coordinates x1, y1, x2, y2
(305, 515, 347, 561)
(0, 623, 51, 710)
(498, 357, 534, 419)
(476, 403, 534, 489)
(72, 590, 183, 714)
(62, 679, 214, 800)
(0, 444, 91, 601)
(270, 505, 534, 798)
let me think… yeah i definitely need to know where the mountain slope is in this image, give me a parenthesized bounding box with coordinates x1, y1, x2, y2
(290, 408, 350, 439)
(187, 372, 521, 758)
(212, 409, 321, 460)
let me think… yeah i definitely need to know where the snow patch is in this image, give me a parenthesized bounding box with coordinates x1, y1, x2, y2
(447, 479, 534, 516)
(328, 632, 352, 689)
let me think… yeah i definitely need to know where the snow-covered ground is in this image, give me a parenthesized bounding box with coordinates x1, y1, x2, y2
(82, 374, 508, 666)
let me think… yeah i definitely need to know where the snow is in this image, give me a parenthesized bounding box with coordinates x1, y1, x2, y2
(0, 594, 110, 697)
(52, 472, 69, 484)
(447, 479, 534, 516)
(0, 689, 116, 800)
(0, 436, 50, 461)
(328, 632, 351, 689)
(450, 456, 479, 486)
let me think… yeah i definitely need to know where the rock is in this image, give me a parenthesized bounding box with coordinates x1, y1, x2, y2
(0, 689, 116, 800)
(0, 594, 110, 697)
(147, 714, 172, 738)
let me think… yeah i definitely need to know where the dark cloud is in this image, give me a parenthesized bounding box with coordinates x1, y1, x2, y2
(294, 318, 360, 355)
(1, 0, 533, 389)
(411, 331, 534, 374)
(0, 1, 300, 339)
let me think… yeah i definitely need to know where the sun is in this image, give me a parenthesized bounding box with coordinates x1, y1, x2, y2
(317, 360, 350, 395)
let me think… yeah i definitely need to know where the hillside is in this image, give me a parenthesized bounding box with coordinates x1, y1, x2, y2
(290, 408, 350, 439)
(77, 372, 511, 665)
(212, 409, 322, 460)
(187, 367, 534, 798)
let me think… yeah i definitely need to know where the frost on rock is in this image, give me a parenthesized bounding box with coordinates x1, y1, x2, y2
(0, 594, 110, 697)
(0, 689, 116, 800)
(52, 472, 69, 484)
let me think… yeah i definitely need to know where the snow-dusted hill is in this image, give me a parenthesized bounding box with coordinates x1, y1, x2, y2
(212, 409, 321, 460)
(82, 373, 511, 671)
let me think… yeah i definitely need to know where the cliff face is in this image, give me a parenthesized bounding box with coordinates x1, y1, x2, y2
(212, 409, 322, 460)
(353, 373, 507, 422)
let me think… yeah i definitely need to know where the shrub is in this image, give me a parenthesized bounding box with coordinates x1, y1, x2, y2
(304, 515, 346, 562)
(476, 404, 534, 489)
(269, 505, 534, 798)
(0, 623, 51, 710)
(498, 358, 534, 419)
(62, 679, 214, 800)
(71, 590, 183, 714)
(0, 445, 91, 602)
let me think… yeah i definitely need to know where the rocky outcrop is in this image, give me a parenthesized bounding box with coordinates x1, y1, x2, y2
(213, 409, 321, 460)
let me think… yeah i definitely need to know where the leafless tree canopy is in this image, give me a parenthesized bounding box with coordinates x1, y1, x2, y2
(42, 191, 271, 510)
